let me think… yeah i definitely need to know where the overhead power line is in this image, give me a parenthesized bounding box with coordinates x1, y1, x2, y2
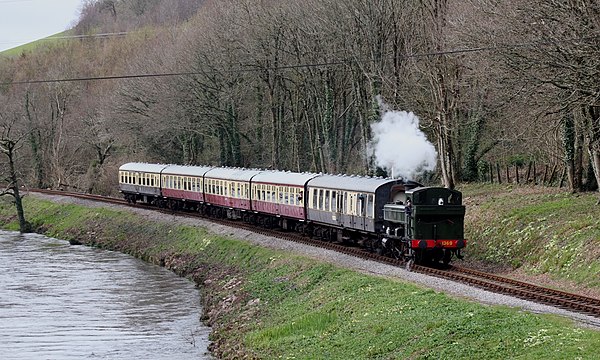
(2, 34, 599, 86)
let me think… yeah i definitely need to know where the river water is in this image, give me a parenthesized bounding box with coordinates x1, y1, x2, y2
(0, 230, 211, 359)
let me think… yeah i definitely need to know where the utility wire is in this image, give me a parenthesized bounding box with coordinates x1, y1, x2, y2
(2, 34, 599, 86)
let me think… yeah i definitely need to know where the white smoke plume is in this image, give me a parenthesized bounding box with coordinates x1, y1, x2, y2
(368, 98, 438, 180)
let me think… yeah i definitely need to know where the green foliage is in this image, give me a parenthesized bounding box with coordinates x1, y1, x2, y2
(508, 155, 528, 168)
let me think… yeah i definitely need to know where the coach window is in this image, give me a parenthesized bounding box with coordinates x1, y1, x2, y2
(367, 194, 374, 218)
(358, 194, 366, 216)
(331, 191, 337, 212)
(344, 192, 352, 215)
(311, 189, 317, 209)
(318, 189, 324, 210)
(324, 190, 330, 211)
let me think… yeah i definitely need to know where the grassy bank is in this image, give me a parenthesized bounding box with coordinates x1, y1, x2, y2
(1, 196, 599, 359)
(461, 184, 600, 289)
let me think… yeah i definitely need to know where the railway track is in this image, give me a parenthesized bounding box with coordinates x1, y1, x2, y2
(32, 189, 600, 319)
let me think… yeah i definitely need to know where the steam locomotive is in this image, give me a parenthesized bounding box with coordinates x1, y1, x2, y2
(119, 163, 466, 265)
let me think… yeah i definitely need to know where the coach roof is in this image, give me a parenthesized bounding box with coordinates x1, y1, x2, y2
(307, 174, 400, 193)
(204, 167, 262, 182)
(119, 163, 169, 173)
(161, 165, 214, 177)
(252, 170, 320, 187)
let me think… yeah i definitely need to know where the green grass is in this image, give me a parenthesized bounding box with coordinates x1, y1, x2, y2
(461, 184, 600, 288)
(1, 30, 72, 57)
(1, 196, 599, 359)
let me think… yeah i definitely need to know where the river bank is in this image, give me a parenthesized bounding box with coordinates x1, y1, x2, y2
(1, 195, 599, 359)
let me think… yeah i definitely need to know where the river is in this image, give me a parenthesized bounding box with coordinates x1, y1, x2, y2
(0, 230, 211, 359)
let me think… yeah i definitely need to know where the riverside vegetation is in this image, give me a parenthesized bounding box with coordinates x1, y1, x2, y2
(0, 184, 599, 359)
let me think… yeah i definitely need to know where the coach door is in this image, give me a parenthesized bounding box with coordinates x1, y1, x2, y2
(346, 192, 357, 228)
(331, 190, 342, 226)
(356, 194, 367, 231)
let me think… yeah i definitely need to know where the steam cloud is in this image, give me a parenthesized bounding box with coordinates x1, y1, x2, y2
(368, 99, 437, 180)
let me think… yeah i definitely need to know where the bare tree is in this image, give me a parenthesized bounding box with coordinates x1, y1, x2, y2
(0, 113, 31, 233)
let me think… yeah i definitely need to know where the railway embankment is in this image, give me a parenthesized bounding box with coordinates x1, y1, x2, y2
(462, 183, 600, 296)
(1, 194, 599, 359)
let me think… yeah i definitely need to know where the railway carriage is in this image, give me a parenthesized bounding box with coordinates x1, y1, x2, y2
(305, 175, 421, 245)
(250, 171, 319, 230)
(202, 167, 262, 218)
(161, 165, 213, 207)
(118, 163, 168, 204)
